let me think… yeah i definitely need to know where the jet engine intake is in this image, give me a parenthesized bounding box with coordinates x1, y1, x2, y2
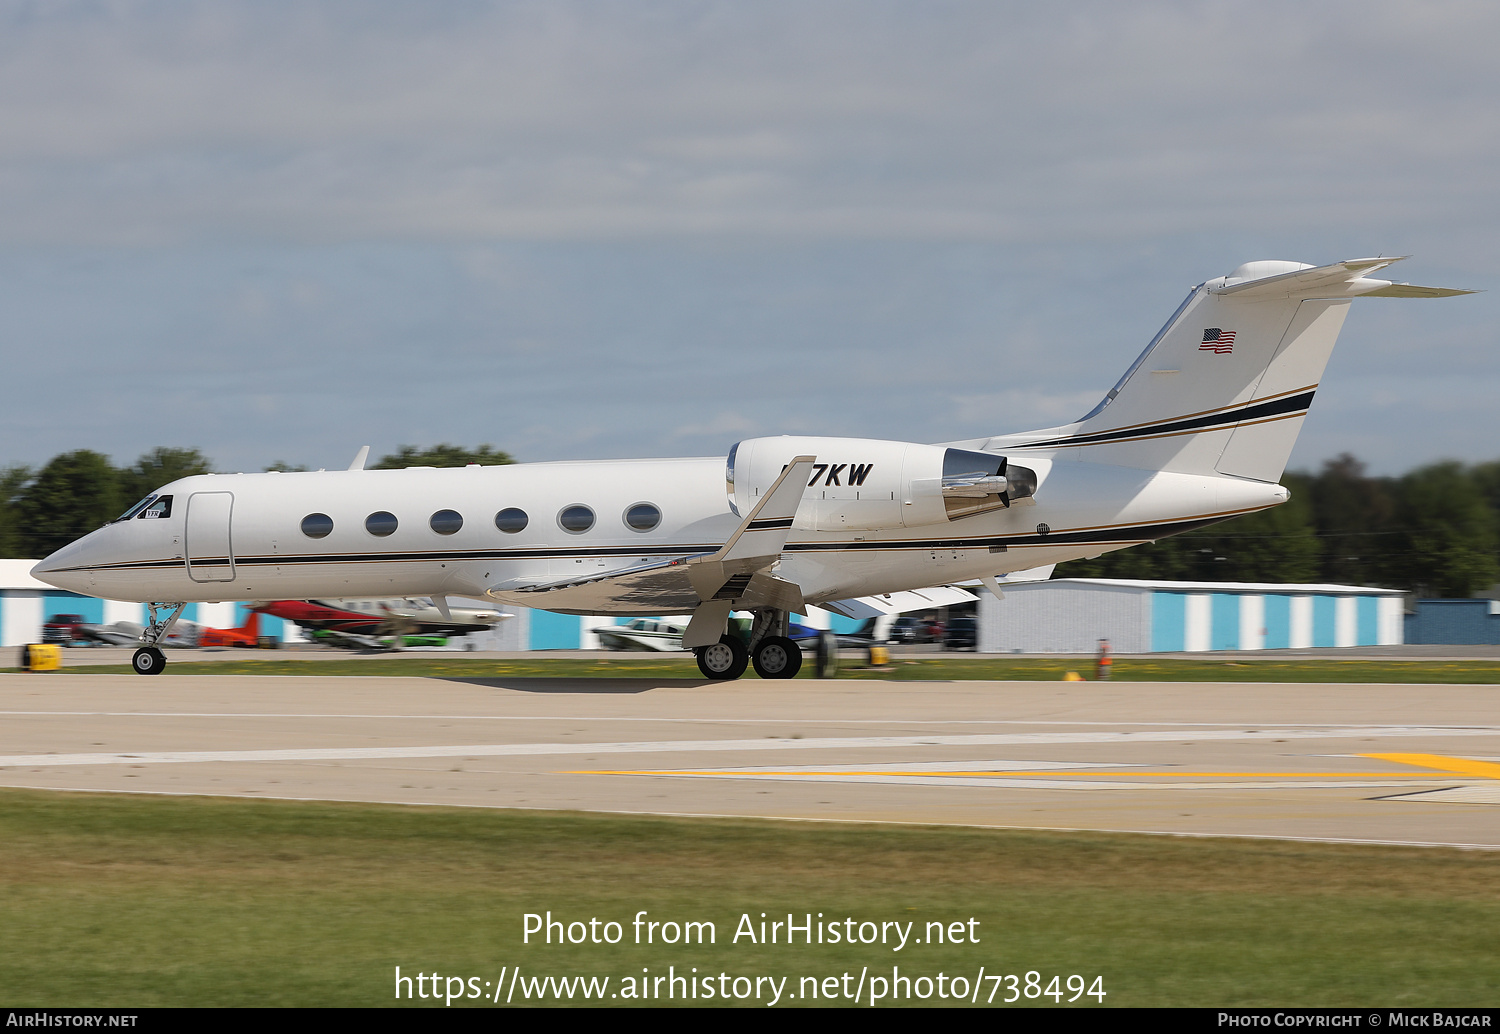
(727, 437, 1037, 532)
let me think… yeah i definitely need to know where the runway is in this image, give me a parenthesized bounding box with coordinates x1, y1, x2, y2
(2, 672, 1498, 848)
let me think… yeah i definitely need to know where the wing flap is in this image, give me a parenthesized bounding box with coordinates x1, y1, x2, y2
(817, 585, 978, 620)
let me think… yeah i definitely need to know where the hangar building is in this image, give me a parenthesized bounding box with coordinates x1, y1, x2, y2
(0, 559, 290, 647)
(976, 578, 1405, 654)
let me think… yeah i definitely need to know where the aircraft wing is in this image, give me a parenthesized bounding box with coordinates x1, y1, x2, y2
(815, 564, 1058, 620)
(487, 456, 816, 617)
(816, 585, 979, 621)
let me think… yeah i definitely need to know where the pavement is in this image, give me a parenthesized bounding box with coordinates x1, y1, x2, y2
(2, 671, 1498, 848)
(24, 642, 1500, 666)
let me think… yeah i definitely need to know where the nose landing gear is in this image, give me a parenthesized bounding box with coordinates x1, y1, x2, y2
(131, 602, 186, 676)
(131, 647, 166, 675)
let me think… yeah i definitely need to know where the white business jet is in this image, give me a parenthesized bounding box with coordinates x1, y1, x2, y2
(33, 257, 1472, 678)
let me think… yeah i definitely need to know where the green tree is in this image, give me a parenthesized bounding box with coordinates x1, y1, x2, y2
(1305, 454, 1399, 587)
(1056, 473, 1320, 583)
(0, 464, 33, 558)
(119, 447, 214, 503)
(373, 444, 515, 469)
(1392, 461, 1499, 597)
(15, 451, 124, 558)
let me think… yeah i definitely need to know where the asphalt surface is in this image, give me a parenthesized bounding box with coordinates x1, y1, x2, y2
(2, 671, 1498, 848)
(24, 642, 1500, 666)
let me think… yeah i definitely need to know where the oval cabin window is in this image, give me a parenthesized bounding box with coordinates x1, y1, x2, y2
(365, 511, 399, 537)
(430, 509, 463, 535)
(624, 502, 661, 532)
(558, 505, 595, 533)
(494, 508, 528, 533)
(301, 513, 334, 539)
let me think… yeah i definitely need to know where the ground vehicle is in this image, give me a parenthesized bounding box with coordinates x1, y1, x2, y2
(888, 617, 935, 644)
(943, 616, 978, 650)
(42, 614, 84, 645)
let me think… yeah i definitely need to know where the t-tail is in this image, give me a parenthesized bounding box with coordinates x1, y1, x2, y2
(989, 258, 1474, 481)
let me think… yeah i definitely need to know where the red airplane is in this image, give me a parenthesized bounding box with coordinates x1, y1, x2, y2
(198, 610, 263, 648)
(253, 598, 503, 641)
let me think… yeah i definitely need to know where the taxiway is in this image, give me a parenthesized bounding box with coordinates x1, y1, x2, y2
(2, 673, 1497, 848)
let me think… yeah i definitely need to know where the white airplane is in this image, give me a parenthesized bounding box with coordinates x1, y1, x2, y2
(596, 617, 689, 652)
(32, 257, 1472, 679)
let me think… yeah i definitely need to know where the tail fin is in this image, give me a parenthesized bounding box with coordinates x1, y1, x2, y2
(1017, 258, 1473, 481)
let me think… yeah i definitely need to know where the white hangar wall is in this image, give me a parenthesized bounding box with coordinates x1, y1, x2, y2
(977, 578, 1404, 654)
(0, 559, 292, 647)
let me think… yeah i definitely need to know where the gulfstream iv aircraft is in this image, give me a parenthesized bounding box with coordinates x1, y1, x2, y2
(33, 257, 1472, 678)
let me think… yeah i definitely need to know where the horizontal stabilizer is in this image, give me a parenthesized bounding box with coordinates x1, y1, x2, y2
(1210, 257, 1405, 298)
(1210, 257, 1475, 301)
(1363, 283, 1479, 298)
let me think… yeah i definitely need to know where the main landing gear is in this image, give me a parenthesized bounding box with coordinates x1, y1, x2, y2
(131, 602, 186, 676)
(695, 634, 748, 680)
(692, 609, 803, 681)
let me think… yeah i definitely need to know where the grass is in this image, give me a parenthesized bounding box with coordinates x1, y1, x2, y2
(1, 789, 1498, 1007)
(10, 655, 1500, 682)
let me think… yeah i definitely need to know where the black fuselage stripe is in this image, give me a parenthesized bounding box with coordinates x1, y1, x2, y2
(67, 514, 1240, 575)
(1027, 390, 1315, 448)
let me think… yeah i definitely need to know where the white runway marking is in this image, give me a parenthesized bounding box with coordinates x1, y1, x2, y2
(1, 726, 1496, 769)
(627, 772, 1449, 791)
(2, 710, 1496, 729)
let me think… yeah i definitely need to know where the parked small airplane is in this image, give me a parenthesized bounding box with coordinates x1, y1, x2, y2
(198, 609, 264, 648)
(596, 617, 689, 652)
(255, 597, 505, 647)
(61, 617, 203, 648)
(32, 257, 1472, 678)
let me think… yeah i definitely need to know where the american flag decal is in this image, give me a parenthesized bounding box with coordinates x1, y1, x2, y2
(1200, 328, 1236, 354)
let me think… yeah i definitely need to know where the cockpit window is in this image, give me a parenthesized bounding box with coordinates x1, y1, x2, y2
(113, 495, 157, 523)
(138, 495, 172, 519)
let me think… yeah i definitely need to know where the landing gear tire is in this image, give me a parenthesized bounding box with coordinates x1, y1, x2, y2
(695, 634, 749, 681)
(132, 647, 166, 676)
(752, 636, 802, 679)
(813, 631, 839, 679)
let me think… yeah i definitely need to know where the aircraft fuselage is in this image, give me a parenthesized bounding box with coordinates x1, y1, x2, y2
(32, 449, 1285, 612)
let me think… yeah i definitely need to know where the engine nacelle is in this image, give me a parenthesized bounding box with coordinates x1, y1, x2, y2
(727, 436, 1036, 532)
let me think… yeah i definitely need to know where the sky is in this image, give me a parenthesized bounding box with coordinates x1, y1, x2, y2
(0, 1, 1495, 476)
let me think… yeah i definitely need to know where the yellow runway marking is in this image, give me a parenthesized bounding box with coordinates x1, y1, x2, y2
(1363, 753, 1500, 780)
(571, 754, 1500, 781)
(566, 769, 1444, 779)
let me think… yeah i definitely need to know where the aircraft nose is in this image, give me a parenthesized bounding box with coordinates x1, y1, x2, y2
(31, 529, 108, 593)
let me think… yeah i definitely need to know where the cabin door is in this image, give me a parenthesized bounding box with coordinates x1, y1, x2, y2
(186, 492, 236, 583)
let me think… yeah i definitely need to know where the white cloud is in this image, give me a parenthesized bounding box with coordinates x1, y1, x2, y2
(0, 2, 1494, 475)
(0, 2, 1494, 245)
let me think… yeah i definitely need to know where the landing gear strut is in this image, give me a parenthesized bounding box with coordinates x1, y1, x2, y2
(132, 602, 186, 676)
(748, 608, 802, 680)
